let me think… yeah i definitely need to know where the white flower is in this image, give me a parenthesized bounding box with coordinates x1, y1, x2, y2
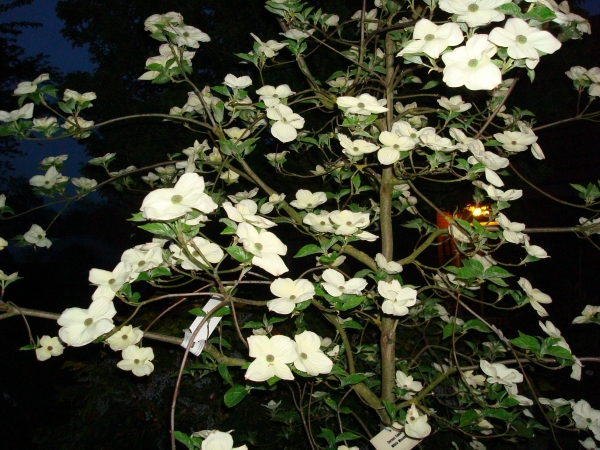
(250, 33, 288, 58)
(290, 190, 327, 210)
(395, 370, 423, 394)
(267, 278, 315, 314)
(351, 8, 378, 32)
(201, 430, 248, 450)
(467, 140, 509, 187)
(170, 237, 224, 270)
(224, 74, 252, 89)
(303, 211, 335, 233)
(463, 370, 486, 388)
(280, 28, 313, 40)
(63, 89, 97, 104)
(377, 131, 415, 165)
(0, 237, 7, 250)
(572, 305, 600, 324)
(256, 84, 294, 107)
(579, 437, 598, 449)
(477, 182, 522, 202)
(375, 253, 403, 274)
(223, 200, 276, 229)
(106, 325, 144, 351)
(228, 188, 259, 203)
(117, 345, 155, 376)
(404, 404, 432, 439)
(321, 269, 367, 297)
(174, 25, 210, 48)
(236, 222, 288, 276)
(0, 103, 34, 122)
(328, 210, 370, 235)
(141, 173, 217, 221)
(450, 128, 475, 152)
(505, 384, 533, 406)
(89, 261, 133, 301)
(338, 134, 379, 158)
(494, 130, 537, 153)
(324, 15, 339, 26)
(71, 177, 97, 190)
(57, 297, 116, 347)
(61, 116, 94, 138)
(23, 224, 52, 248)
(14, 73, 49, 95)
(523, 235, 549, 259)
(245, 335, 298, 381)
(294, 331, 333, 376)
(496, 213, 525, 244)
(220, 170, 240, 184)
(438, 95, 472, 112)
(398, 19, 463, 59)
(143, 12, 183, 33)
(518, 277, 552, 317)
(480, 360, 523, 386)
(442, 35, 502, 91)
(336, 93, 387, 115)
(36, 336, 64, 361)
(579, 217, 600, 235)
(419, 130, 456, 152)
(327, 77, 354, 89)
(266, 103, 304, 143)
(29, 166, 66, 189)
(572, 399, 600, 430)
(88, 153, 115, 165)
(439, 0, 511, 28)
(488, 18, 561, 69)
(378, 280, 417, 316)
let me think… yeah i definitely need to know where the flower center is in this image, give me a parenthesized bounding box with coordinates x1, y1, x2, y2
(516, 35, 527, 45)
(307, 203, 313, 207)
(108, 278, 116, 285)
(273, 94, 278, 98)
(357, 102, 365, 109)
(254, 243, 263, 251)
(84, 318, 93, 326)
(37, 235, 43, 239)
(346, 221, 353, 226)
(319, 221, 326, 226)
(289, 295, 296, 300)
(468, 3, 479, 12)
(353, 146, 359, 152)
(424, 34, 435, 41)
(138, 260, 146, 267)
(339, 285, 345, 291)
(134, 358, 140, 364)
(468, 58, 479, 68)
(410, 133, 417, 139)
(393, 144, 399, 150)
(300, 352, 308, 360)
(266, 354, 275, 363)
(47, 346, 53, 351)
(511, 141, 517, 145)
(122, 334, 129, 340)
(171, 194, 183, 204)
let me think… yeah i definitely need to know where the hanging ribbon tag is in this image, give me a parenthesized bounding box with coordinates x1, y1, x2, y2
(181, 297, 223, 356)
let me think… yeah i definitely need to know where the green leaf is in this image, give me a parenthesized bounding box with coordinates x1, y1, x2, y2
(218, 363, 233, 385)
(188, 308, 206, 316)
(510, 333, 541, 354)
(463, 319, 491, 333)
(482, 408, 515, 421)
(382, 400, 397, 420)
(294, 244, 323, 258)
(149, 267, 171, 278)
(317, 428, 336, 447)
(19, 344, 36, 351)
(338, 295, 365, 311)
(340, 320, 363, 330)
(442, 322, 459, 339)
(459, 409, 480, 427)
(340, 373, 367, 387)
(545, 345, 573, 360)
(224, 385, 248, 407)
(226, 245, 251, 263)
(174, 431, 201, 449)
(422, 80, 439, 90)
(495, 2, 523, 17)
(335, 432, 360, 443)
(523, 5, 556, 22)
(138, 222, 176, 239)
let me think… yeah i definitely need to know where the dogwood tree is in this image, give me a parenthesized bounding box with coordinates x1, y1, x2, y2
(1, 0, 600, 449)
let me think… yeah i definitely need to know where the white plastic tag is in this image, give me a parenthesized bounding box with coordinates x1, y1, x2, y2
(181, 297, 223, 356)
(370, 425, 422, 450)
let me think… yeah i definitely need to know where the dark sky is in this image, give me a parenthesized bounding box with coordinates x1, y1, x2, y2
(1, 0, 600, 180)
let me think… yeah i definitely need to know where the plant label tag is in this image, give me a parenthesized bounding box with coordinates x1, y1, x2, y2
(181, 297, 222, 356)
(370, 425, 422, 450)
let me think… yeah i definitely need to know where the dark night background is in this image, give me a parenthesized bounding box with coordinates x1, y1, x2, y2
(1, 0, 600, 449)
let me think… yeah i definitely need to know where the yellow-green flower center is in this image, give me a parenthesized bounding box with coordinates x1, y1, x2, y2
(134, 358, 140, 364)
(300, 352, 308, 360)
(516, 35, 527, 45)
(266, 354, 275, 363)
(254, 243, 263, 251)
(424, 34, 435, 42)
(171, 194, 183, 204)
(468, 59, 479, 68)
(357, 102, 365, 109)
(84, 318, 93, 326)
(468, 3, 479, 12)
